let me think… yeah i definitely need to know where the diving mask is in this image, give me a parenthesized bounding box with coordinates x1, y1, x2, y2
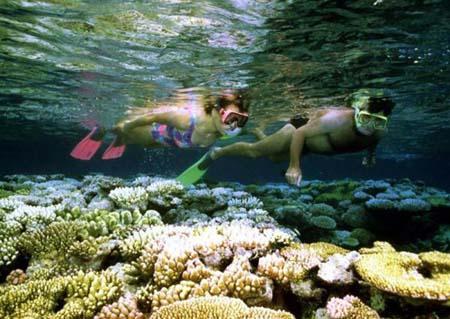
(354, 109, 388, 130)
(221, 110, 249, 128)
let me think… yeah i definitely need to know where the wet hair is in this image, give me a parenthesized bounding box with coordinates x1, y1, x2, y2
(204, 89, 249, 114)
(290, 114, 309, 128)
(367, 97, 395, 116)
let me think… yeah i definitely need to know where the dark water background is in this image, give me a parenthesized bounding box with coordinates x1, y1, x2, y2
(1, 0, 449, 188)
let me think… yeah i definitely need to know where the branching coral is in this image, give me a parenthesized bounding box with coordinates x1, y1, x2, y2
(94, 293, 145, 319)
(18, 221, 87, 259)
(67, 236, 117, 269)
(257, 242, 347, 285)
(149, 296, 295, 319)
(227, 195, 263, 210)
(6, 204, 63, 230)
(326, 295, 380, 319)
(0, 276, 68, 318)
(146, 180, 184, 208)
(0, 221, 22, 267)
(1, 175, 450, 319)
(109, 187, 148, 211)
(56, 271, 123, 319)
(120, 225, 191, 261)
(17, 221, 117, 278)
(124, 222, 292, 310)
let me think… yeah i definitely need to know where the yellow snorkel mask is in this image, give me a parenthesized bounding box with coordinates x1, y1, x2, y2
(355, 109, 388, 130)
(351, 90, 389, 131)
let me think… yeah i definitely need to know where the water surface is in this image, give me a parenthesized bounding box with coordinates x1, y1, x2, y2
(1, 0, 449, 183)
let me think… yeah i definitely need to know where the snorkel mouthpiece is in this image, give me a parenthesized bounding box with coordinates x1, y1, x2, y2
(223, 126, 242, 137)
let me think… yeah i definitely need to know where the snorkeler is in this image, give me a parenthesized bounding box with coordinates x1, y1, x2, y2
(70, 88, 249, 160)
(181, 89, 394, 187)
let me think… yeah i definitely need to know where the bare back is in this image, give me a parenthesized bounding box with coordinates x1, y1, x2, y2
(303, 108, 382, 155)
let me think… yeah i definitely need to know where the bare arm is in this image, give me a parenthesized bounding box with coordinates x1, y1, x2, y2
(116, 107, 186, 133)
(285, 124, 326, 186)
(286, 110, 352, 186)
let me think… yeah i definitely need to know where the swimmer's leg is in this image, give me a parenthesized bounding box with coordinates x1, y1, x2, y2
(251, 127, 267, 140)
(211, 124, 295, 160)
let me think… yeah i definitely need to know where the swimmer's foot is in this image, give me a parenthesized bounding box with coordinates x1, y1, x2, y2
(102, 137, 126, 160)
(70, 126, 105, 160)
(176, 148, 220, 186)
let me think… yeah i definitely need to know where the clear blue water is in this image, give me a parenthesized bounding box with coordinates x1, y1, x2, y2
(0, 0, 449, 187)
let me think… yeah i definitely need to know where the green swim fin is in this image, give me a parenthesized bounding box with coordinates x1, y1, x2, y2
(176, 152, 213, 186)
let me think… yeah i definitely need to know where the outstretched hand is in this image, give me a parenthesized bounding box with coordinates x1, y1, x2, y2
(285, 167, 302, 187)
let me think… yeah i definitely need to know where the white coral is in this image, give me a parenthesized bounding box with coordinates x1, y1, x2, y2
(318, 251, 360, 285)
(5, 204, 63, 230)
(109, 186, 148, 211)
(146, 180, 184, 194)
(227, 196, 263, 210)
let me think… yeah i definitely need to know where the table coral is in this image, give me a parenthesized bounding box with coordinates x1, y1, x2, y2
(149, 296, 295, 319)
(354, 247, 450, 300)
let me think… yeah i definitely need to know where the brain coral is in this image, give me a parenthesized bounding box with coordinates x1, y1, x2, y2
(149, 296, 295, 319)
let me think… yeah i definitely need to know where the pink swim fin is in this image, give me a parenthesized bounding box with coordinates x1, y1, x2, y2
(70, 126, 104, 160)
(102, 137, 126, 160)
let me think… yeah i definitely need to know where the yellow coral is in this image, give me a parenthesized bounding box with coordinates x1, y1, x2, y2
(149, 296, 295, 319)
(59, 271, 122, 318)
(355, 250, 450, 300)
(419, 251, 450, 273)
(0, 277, 67, 318)
(358, 241, 395, 254)
(18, 221, 86, 258)
(151, 255, 272, 310)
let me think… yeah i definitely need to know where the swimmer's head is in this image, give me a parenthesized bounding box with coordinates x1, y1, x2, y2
(349, 89, 395, 135)
(348, 89, 395, 115)
(208, 88, 250, 136)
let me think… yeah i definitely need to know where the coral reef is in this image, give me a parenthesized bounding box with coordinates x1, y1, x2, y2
(0, 174, 448, 319)
(149, 296, 295, 319)
(326, 295, 380, 319)
(355, 244, 450, 300)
